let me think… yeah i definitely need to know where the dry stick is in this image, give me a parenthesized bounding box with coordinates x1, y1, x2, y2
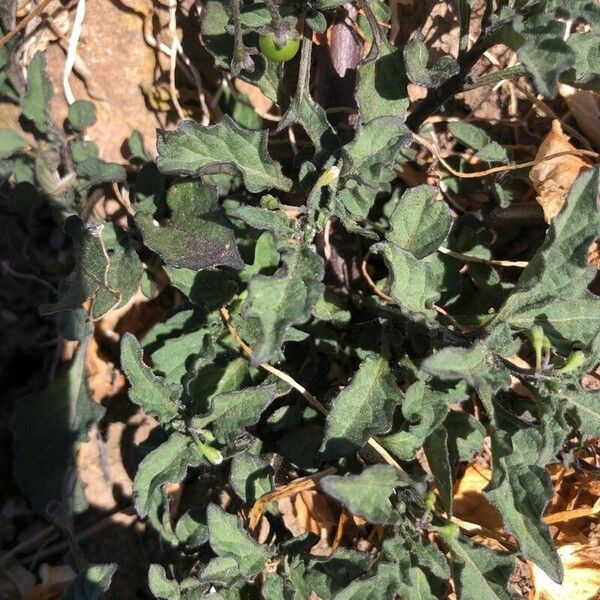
(219, 307, 402, 469)
(438, 247, 528, 269)
(412, 132, 599, 179)
(248, 468, 336, 532)
(0, 0, 54, 48)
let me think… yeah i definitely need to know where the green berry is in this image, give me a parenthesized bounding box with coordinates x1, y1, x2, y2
(259, 34, 300, 62)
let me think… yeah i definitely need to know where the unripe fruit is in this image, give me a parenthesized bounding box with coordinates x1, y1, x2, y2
(259, 34, 300, 62)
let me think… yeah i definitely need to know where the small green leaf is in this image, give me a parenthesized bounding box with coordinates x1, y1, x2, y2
(165, 266, 238, 309)
(21, 52, 54, 135)
(0, 128, 28, 159)
(68, 100, 97, 131)
(321, 465, 406, 524)
(321, 354, 402, 459)
(386, 185, 452, 258)
(206, 504, 274, 578)
(61, 564, 117, 600)
(423, 426, 453, 516)
(135, 180, 243, 271)
(448, 122, 509, 164)
(157, 116, 292, 193)
(423, 324, 519, 393)
(229, 453, 274, 504)
(404, 31, 459, 87)
(193, 384, 277, 444)
(133, 433, 203, 537)
(356, 39, 409, 123)
(148, 564, 181, 600)
(120, 333, 182, 422)
(372, 242, 440, 321)
(175, 510, 209, 548)
(242, 244, 324, 364)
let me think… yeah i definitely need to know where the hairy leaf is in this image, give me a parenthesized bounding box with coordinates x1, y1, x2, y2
(121, 333, 182, 422)
(207, 504, 274, 578)
(404, 31, 459, 87)
(135, 180, 243, 271)
(321, 354, 402, 459)
(21, 52, 54, 135)
(0, 128, 28, 158)
(157, 116, 292, 193)
(243, 244, 324, 364)
(321, 465, 406, 524)
(61, 564, 117, 600)
(386, 185, 452, 258)
(148, 564, 181, 600)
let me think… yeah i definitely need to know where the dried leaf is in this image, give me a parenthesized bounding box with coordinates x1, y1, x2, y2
(530, 543, 600, 600)
(529, 120, 591, 222)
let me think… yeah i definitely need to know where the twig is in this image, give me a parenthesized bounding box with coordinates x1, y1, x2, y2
(0, 0, 54, 48)
(438, 247, 528, 268)
(248, 467, 336, 532)
(63, 0, 86, 105)
(167, 0, 185, 121)
(412, 131, 598, 179)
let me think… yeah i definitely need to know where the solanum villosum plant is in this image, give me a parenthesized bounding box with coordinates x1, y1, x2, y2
(4, 0, 600, 597)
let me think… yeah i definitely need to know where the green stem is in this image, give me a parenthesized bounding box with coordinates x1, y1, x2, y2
(464, 64, 528, 91)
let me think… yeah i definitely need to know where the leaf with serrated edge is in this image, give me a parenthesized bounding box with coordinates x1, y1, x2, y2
(321, 465, 406, 524)
(321, 354, 402, 459)
(21, 52, 54, 134)
(121, 333, 181, 422)
(133, 433, 203, 519)
(207, 504, 274, 578)
(157, 116, 292, 193)
(135, 180, 243, 271)
(495, 167, 600, 352)
(242, 244, 324, 364)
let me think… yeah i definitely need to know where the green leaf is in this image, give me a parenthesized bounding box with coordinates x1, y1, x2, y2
(148, 564, 181, 600)
(133, 433, 203, 540)
(230, 205, 296, 237)
(559, 385, 600, 436)
(321, 354, 402, 459)
(193, 384, 277, 444)
(156, 116, 292, 193)
(127, 129, 150, 162)
(198, 556, 241, 586)
(371, 242, 440, 321)
(448, 122, 509, 164)
(356, 39, 409, 123)
(514, 16, 575, 97)
(74, 157, 127, 191)
(61, 564, 117, 600)
(386, 185, 452, 258)
(121, 333, 182, 422)
(444, 410, 486, 463)
(422, 324, 519, 393)
(206, 504, 274, 578)
(484, 406, 562, 582)
(135, 180, 243, 271)
(39, 219, 118, 318)
(0, 128, 28, 159)
(332, 564, 399, 600)
(12, 338, 103, 516)
(340, 116, 410, 181)
(21, 52, 54, 135)
(68, 100, 97, 131)
(443, 536, 516, 600)
(165, 266, 238, 309)
(424, 426, 453, 515)
(321, 465, 406, 524)
(242, 244, 324, 364)
(495, 166, 600, 352)
(381, 380, 467, 461)
(561, 33, 600, 91)
(229, 453, 274, 504)
(175, 510, 209, 548)
(404, 31, 459, 87)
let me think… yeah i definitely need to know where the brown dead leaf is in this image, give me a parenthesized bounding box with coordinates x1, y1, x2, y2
(453, 463, 503, 531)
(529, 120, 592, 222)
(559, 85, 600, 152)
(530, 543, 600, 600)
